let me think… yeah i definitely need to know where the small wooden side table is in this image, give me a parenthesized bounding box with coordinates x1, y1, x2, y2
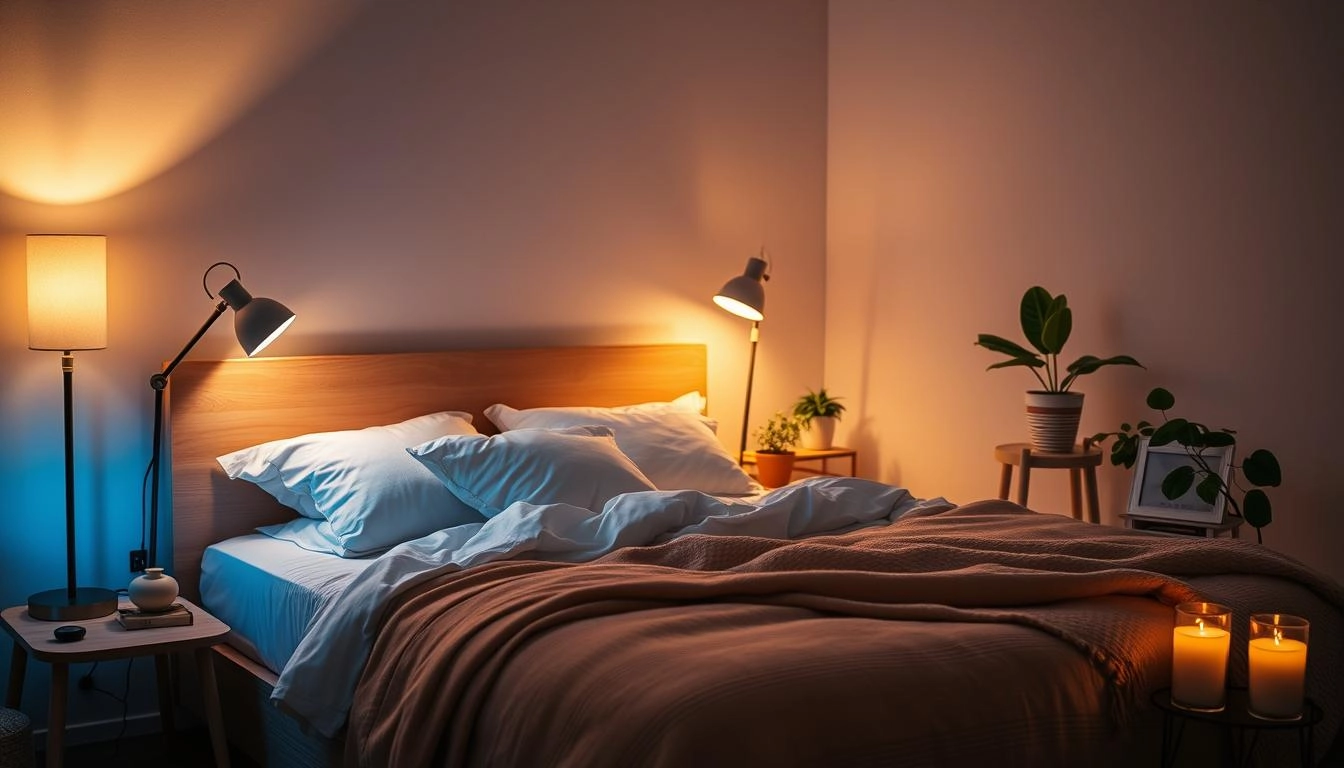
(1151, 687, 1322, 768)
(2, 597, 231, 768)
(995, 439, 1102, 523)
(743, 447, 858, 479)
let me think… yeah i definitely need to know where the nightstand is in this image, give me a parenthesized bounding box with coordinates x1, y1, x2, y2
(743, 447, 858, 478)
(2, 597, 231, 768)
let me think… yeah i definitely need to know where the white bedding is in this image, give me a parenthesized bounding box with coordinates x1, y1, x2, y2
(200, 533, 378, 673)
(273, 478, 940, 735)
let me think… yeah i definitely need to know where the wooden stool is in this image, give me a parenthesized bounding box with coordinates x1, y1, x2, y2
(995, 438, 1102, 523)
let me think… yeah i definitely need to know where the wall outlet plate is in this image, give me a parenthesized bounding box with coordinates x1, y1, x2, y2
(129, 549, 148, 572)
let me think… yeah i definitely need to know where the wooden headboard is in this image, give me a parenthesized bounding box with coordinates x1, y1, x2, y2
(168, 344, 707, 601)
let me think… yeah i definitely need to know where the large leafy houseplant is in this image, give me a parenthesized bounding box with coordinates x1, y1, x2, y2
(975, 286, 1143, 393)
(1091, 387, 1282, 543)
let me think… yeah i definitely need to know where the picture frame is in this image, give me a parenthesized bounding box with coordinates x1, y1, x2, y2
(1126, 437, 1235, 524)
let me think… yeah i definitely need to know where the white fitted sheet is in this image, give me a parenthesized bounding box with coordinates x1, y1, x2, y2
(201, 533, 375, 674)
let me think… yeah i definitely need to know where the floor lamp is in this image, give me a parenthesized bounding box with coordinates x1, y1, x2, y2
(26, 234, 120, 621)
(713, 251, 770, 465)
(146, 262, 296, 569)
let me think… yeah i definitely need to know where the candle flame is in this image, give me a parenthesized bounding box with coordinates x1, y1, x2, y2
(1195, 618, 1205, 634)
(1274, 627, 1283, 646)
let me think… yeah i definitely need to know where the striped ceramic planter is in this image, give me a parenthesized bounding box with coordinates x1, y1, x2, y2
(1025, 391, 1084, 453)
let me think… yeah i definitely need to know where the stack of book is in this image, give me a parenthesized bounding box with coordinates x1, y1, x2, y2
(117, 603, 193, 630)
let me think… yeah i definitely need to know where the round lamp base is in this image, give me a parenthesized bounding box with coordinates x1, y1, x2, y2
(27, 587, 119, 622)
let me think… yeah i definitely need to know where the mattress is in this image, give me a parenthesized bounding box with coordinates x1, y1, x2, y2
(200, 533, 374, 674)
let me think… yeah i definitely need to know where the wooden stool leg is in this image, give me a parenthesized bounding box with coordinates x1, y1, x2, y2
(7, 642, 25, 708)
(196, 647, 231, 768)
(48, 663, 68, 768)
(998, 463, 1012, 500)
(1083, 466, 1101, 524)
(1016, 448, 1032, 507)
(155, 653, 176, 734)
(1069, 469, 1083, 521)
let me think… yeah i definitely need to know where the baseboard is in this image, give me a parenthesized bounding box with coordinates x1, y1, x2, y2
(31, 709, 163, 750)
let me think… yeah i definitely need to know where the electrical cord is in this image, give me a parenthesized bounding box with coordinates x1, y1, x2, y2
(77, 656, 135, 757)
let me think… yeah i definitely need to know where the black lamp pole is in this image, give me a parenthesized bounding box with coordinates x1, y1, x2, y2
(146, 300, 228, 568)
(145, 263, 295, 569)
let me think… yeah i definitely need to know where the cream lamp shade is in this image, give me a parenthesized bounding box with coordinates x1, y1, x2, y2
(27, 234, 108, 351)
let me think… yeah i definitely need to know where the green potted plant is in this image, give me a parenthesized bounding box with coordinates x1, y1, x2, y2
(753, 411, 802, 488)
(975, 285, 1143, 452)
(1091, 387, 1282, 543)
(793, 388, 846, 450)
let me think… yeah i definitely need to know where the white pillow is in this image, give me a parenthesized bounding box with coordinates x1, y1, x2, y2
(484, 403, 758, 495)
(407, 425, 657, 518)
(218, 411, 485, 557)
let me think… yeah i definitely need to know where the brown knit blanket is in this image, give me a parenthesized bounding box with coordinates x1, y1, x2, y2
(345, 500, 1344, 767)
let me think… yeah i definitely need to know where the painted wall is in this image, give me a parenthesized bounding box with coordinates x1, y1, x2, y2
(0, 0, 828, 737)
(827, 1, 1344, 582)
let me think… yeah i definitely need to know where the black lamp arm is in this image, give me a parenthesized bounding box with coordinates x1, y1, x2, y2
(146, 299, 228, 568)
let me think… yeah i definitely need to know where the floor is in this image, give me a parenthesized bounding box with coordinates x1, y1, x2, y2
(37, 727, 259, 768)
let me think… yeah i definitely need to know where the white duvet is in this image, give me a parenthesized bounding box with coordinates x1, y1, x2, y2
(272, 477, 947, 735)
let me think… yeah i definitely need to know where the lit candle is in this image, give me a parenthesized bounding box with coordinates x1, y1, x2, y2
(1170, 602, 1231, 712)
(1249, 613, 1310, 720)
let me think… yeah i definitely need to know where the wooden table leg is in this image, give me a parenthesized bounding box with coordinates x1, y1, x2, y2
(48, 662, 67, 768)
(7, 642, 25, 708)
(196, 647, 231, 768)
(155, 653, 176, 734)
(1083, 466, 1101, 524)
(1068, 468, 1083, 521)
(997, 463, 1012, 500)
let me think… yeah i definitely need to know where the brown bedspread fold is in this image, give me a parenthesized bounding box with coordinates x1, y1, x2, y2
(345, 500, 1344, 768)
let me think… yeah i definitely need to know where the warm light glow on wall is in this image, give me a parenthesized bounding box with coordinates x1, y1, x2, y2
(27, 235, 108, 351)
(0, 0, 361, 205)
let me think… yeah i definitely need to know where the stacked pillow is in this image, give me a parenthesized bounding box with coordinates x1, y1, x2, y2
(218, 392, 758, 557)
(484, 398, 758, 495)
(407, 425, 656, 518)
(217, 412, 484, 557)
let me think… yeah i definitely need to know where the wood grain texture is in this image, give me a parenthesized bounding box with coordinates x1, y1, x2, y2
(169, 344, 707, 603)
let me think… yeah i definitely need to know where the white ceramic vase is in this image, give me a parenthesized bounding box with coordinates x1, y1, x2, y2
(129, 567, 180, 612)
(800, 416, 837, 450)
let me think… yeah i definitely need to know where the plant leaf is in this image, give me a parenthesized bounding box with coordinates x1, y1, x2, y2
(1200, 431, 1235, 448)
(986, 357, 1046, 371)
(1150, 418, 1189, 447)
(1161, 465, 1195, 499)
(1064, 354, 1144, 375)
(1242, 449, 1282, 487)
(1019, 287, 1054, 354)
(1111, 435, 1139, 468)
(1195, 474, 1224, 505)
(1040, 303, 1072, 355)
(1243, 489, 1272, 528)
(975, 334, 1040, 360)
(1146, 387, 1175, 410)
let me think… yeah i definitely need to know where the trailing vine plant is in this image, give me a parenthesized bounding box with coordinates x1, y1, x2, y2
(1091, 387, 1282, 543)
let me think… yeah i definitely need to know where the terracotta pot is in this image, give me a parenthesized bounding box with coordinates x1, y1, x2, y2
(1025, 391, 1084, 453)
(754, 451, 796, 488)
(800, 416, 837, 450)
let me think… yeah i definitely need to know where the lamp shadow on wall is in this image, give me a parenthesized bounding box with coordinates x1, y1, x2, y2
(0, 0, 367, 206)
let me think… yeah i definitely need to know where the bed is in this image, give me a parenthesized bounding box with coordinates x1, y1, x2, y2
(167, 344, 1344, 767)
